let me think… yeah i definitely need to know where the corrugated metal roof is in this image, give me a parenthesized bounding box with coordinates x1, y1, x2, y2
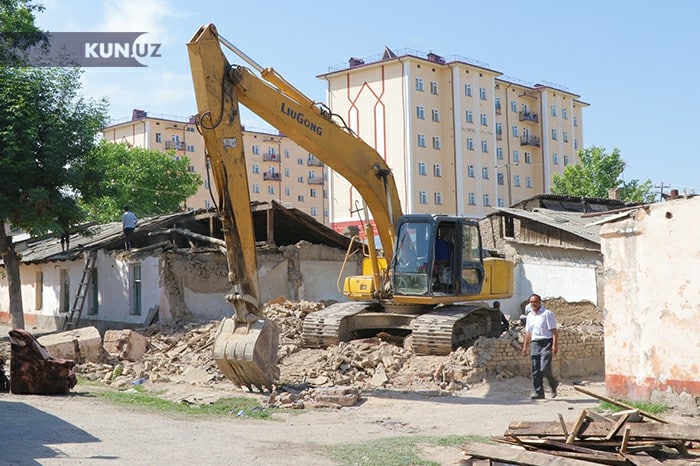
(491, 207, 607, 245)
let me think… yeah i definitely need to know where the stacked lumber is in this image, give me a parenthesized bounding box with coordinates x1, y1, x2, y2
(461, 387, 700, 465)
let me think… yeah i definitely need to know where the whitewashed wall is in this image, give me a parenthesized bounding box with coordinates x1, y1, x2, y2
(600, 196, 700, 402)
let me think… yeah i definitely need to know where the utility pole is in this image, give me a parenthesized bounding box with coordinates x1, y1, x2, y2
(654, 182, 670, 201)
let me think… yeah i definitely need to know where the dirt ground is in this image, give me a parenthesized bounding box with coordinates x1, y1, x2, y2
(1, 374, 609, 465)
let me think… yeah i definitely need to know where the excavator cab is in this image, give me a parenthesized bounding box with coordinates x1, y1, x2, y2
(391, 215, 485, 297)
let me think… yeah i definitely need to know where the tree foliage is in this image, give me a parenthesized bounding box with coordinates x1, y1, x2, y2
(0, 0, 45, 66)
(551, 146, 655, 203)
(78, 141, 202, 223)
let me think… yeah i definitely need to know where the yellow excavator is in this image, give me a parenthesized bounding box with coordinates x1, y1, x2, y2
(187, 24, 513, 391)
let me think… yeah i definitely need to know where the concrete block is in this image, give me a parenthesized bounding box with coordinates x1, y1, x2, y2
(38, 326, 103, 363)
(104, 330, 148, 362)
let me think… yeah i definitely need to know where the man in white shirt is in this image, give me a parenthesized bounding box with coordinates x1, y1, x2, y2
(521, 293, 559, 399)
(122, 205, 138, 250)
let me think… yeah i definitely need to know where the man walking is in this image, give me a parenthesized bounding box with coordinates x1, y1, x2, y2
(521, 293, 558, 399)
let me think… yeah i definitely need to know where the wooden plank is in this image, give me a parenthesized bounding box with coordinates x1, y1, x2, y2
(621, 425, 632, 453)
(566, 410, 589, 444)
(461, 441, 595, 465)
(507, 421, 700, 441)
(573, 386, 668, 424)
(558, 413, 568, 436)
(624, 451, 664, 465)
(605, 413, 630, 441)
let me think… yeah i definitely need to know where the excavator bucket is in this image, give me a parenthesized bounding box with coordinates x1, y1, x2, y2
(212, 317, 280, 391)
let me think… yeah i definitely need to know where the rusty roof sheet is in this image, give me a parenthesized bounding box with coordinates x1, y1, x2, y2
(490, 207, 607, 245)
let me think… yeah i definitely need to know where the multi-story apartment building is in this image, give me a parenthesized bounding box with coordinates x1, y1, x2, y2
(101, 110, 329, 223)
(319, 49, 587, 234)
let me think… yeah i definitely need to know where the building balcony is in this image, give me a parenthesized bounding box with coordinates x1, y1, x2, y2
(263, 153, 280, 162)
(165, 140, 186, 150)
(519, 111, 539, 123)
(520, 136, 541, 147)
(263, 172, 281, 181)
(307, 158, 324, 167)
(307, 177, 324, 185)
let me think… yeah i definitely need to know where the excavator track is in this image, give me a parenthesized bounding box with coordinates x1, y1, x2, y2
(410, 305, 501, 355)
(301, 302, 379, 348)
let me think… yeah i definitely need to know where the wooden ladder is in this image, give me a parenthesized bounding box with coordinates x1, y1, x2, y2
(63, 250, 97, 330)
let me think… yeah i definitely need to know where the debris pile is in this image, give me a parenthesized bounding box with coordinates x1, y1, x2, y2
(461, 386, 700, 464)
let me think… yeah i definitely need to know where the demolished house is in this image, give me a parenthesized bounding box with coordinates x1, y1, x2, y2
(480, 194, 629, 316)
(0, 201, 361, 332)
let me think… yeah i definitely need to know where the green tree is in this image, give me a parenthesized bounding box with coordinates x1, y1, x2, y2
(0, 0, 45, 66)
(77, 141, 202, 223)
(0, 65, 108, 328)
(551, 146, 655, 203)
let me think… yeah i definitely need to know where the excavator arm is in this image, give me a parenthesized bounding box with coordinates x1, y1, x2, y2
(188, 24, 402, 262)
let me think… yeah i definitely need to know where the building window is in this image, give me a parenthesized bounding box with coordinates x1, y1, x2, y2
(514, 175, 521, 187)
(433, 164, 442, 177)
(252, 183, 260, 193)
(497, 173, 504, 185)
(468, 192, 476, 205)
(563, 131, 569, 142)
(187, 145, 195, 152)
(479, 87, 487, 100)
(297, 158, 304, 165)
(431, 109, 440, 122)
(297, 194, 305, 202)
(188, 165, 195, 173)
(513, 150, 520, 163)
(467, 165, 475, 177)
(416, 78, 424, 92)
(483, 194, 490, 206)
(418, 161, 427, 175)
(511, 101, 517, 112)
(467, 138, 474, 150)
(284, 149, 290, 158)
(204, 200, 211, 209)
(552, 129, 558, 140)
(564, 155, 570, 166)
(204, 180, 210, 190)
(553, 153, 559, 165)
(252, 164, 260, 174)
(482, 167, 489, 179)
(497, 197, 505, 207)
(416, 105, 425, 119)
(310, 207, 317, 216)
(284, 168, 290, 177)
(430, 81, 439, 95)
(434, 192, 442, 205)
(310, 188, 317, 197)
(466, 111, 473, 123)
(573, 116, 578, 127)
(551, 105, 557, 116)
(266, 185, 273, 195)
(481, 140, 488, 153)
(432, 136, 441, 149)
(155, 132, 162, 143)
(524, 152, 532, 164)
(297, 176, 304, 183)
(284, 187, 290, 196)
(562, 108, 568, 119)
(480, 114, 487, 126)
(418, 134, 426, 147)
(419, 191, 428, 204)
(526, 176, 533, 188)
(496, 147, 504, 160)
(186, 126, 195, 132)
(574, 139, 578, 150)
(511, 125, 518, 137)
(130, 264, 142, 316)
(465, 84, 472, 96)
(252, 145, 259, 155)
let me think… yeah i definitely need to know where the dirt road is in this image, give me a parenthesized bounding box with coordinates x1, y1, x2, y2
(0, 377, 603, 465)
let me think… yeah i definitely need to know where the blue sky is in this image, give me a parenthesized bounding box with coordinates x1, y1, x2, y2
(37, 0, 698, 195)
